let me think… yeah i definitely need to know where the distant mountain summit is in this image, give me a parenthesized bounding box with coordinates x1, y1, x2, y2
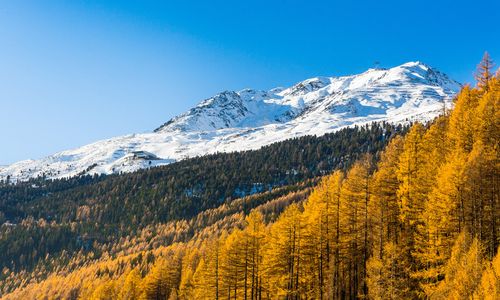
(155, 61, 458, 133)
(0, 62, 461, 182)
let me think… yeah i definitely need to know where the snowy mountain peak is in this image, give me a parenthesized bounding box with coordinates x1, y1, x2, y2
(155, 61, 459, 134)
(154, 90, 251, 132)
(1, 62, 461, 182)
(280, 76, 331, 97)
(400, 60, 426, 67)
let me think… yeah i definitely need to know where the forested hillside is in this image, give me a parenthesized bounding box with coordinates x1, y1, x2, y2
(0, 121, 403, 296)
(1, 56, 498, 299)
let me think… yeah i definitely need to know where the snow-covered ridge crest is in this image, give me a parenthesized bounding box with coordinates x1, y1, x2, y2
(0, 61, 461, 182)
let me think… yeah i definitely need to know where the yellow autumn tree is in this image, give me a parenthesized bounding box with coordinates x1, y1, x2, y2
(397, 123, 429, 229)
(141, 253, 181, 300)
(242, 210, 266, 300)
(192, 235, 224, 299)
(366, 242, 414, 300)
(192, 258, 211, 299)
(89, 279, 117, 300)
(472, 77, 499, 259)
(261, 203, 304, 299)
(461, 141, 499, 259)
(430, 232, 484, 299)
(178, 247, 200, 299)
(218, 211, 266, 299)
(301, 171, 343, 298)
(220, 228, 246, 299)
(475, 52, 495, 92)
(369, 136, 403, 259)
(418, 150, 467, 294)
(396, 123, 436, 286)
(323, 171, 344, 299)
(119, 269, 142, 300)
(447, 85, 481, 153)
(339, 155, 373, 298)
(473, 246, 500, 299)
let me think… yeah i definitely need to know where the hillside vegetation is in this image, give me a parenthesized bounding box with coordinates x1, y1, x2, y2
(1, 55, 499, 299)
(0, 119, 403, 296)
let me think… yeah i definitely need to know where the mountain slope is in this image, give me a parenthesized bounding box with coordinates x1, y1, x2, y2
(0, 61, 460, 182)
(0, 123, 403, 284)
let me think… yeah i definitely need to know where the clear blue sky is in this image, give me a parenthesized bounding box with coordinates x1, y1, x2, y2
(1, 0, 499, 165)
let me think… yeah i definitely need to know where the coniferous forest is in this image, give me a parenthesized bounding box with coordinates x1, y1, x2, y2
(0, 57, 499, 299)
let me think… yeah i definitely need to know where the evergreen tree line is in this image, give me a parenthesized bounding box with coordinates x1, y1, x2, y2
(0, 120, 403, 278)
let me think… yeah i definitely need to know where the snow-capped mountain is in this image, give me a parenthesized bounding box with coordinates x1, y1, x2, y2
(0, 62, 461, 182)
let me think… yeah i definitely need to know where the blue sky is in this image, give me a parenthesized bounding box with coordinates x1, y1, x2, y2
(1, 0, 499, 165)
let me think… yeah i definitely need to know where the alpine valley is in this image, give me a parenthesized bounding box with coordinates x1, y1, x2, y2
(0, 61, 460, 182)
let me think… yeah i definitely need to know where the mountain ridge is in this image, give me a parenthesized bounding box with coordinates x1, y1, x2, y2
(0, 61, 460, 182)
